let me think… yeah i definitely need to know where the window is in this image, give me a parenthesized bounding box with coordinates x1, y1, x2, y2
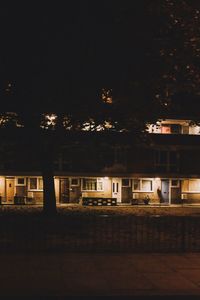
(29, 178, 43, 190)
(161, 125, 171, 134)
(82, 178, 103, 191)
(161, 124, 181, 134)
(189, 180, 200, 192)
(30, 178, 37, 190)
(71, 178, 79, 186)
(171, 180, 179, 187)
(122, 179, 130, 187)
(38, 178, 43, 190)
(171, 124, 181, 134)
(15, 177, 26, 186)
(182, 179, 200, 192)
(155, 150, 179, 172)
(141, 180, 152, 191)
(132, 179, 153, 192)
(133, 179, 140, 190)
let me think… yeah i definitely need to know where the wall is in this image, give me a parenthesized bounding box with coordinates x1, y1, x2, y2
(82, 178, 112, 198)
(132, 178, 161, 204)
(54, 178, 59, 203)
(0, 177, 5, 199)
(32, 191, 43, 203)
(181, 179, 200, 203)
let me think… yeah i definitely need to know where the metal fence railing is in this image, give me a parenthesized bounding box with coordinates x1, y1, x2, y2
(0, 215, 200, 253)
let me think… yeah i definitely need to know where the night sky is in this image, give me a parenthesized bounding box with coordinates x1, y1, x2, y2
(0, 1, 148, 111)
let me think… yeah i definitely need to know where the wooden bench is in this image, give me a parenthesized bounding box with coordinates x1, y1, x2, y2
(82, 197, 117, 206)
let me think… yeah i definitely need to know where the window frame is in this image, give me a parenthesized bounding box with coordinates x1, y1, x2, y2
(15, 177, 26, 186)
(188, 179, 200, 192)
(28, 177, 43, 191)
(122, 178, 131, 187)
(132, 179, 153, 192)
(155, 150, 179, 172)
(71, 178, 79, 186)
(81, 178, 104, 191)
(171, 179, 180, 188)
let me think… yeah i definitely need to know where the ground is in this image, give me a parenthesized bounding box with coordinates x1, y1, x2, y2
(0, 204, 200, 253)
(58, 204, 200, 216)
(1, 203, 200, 216)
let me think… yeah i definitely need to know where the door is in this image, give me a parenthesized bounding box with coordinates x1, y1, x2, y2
(60, 178, 70, 203)
(112, 178, 121, 203)
(171, 180, 181, 204)
(6, 178, 15, 202)
(161, 179, 169, 204)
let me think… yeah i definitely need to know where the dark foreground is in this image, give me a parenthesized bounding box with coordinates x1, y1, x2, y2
(0, 206, 200, 253)
(0, 252, 200, 297)
(0, 207, 200, 298)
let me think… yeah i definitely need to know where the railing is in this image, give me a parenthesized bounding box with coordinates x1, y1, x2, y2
(82, 197, 117, 206)
(0, 215, 200, 253)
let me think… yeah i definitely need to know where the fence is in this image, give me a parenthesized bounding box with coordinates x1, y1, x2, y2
(0, 215, 200, 253)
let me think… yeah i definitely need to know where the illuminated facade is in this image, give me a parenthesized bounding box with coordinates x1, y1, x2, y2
(1, 118, 200, 205)
(147, 119, 200, 135)
(1, 175, 200, 205)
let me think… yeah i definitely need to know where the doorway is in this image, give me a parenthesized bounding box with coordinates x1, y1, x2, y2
(171, 179, 181, 204)
(161, 179, 170, 204)
(6, 178, 15, 203)
(112, 178, 121, 203)
(60, 178, 70, 203)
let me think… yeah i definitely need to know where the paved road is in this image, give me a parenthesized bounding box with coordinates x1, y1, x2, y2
(1, 252, 200, 298)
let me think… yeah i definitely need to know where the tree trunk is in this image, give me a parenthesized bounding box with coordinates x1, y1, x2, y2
(42, 168, 57, 215)
(41, 134, 57, 216)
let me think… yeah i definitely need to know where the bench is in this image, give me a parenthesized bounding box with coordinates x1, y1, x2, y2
(82, 197, 117, 206)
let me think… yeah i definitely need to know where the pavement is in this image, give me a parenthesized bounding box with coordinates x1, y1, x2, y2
(1, 252, 200, 298)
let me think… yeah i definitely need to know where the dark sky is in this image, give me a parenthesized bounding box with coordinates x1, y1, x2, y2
(0, 1, 148, 111)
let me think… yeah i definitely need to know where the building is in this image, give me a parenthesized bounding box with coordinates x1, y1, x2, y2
(1, 117, 200, 205)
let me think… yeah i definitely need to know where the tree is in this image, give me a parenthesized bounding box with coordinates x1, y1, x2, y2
(0, 1, 160, 215)
(147, 0, 200, 113)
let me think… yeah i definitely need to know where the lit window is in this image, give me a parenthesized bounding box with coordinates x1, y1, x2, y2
(38, 178, 43, 190)
(133, 179, 153, 192)
(189, 180, 200, 192)
(161, 126, 171, 134)
(141, 180, 152, 191)
(30, 178, 37, 190)
(82, 178, 103, 191)
(133, 179, 140, 190)
(29, 178, 43, 190)
(97, 179, 103, 191)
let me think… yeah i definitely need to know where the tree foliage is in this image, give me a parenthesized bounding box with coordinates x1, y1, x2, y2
(148, 0, 200, 114)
